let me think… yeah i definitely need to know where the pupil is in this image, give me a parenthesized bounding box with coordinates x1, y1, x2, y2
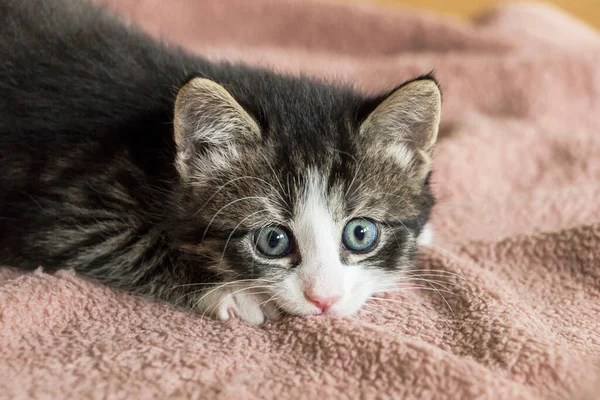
(268, 232, 281, 248)
(354, 225, 366, 242)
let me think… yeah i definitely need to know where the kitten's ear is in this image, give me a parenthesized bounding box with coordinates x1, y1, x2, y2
(173, 77, 260, 180)
(359, 77, 441, 176)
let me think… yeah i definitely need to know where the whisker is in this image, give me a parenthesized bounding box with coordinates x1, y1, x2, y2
(373, 287, 454, 295)
(258, 290, 284, 308)
(425, 244, 468, 264)
(345, 153, 368, 197)
(349, 173, 388, 199)
(395, 277, 456, 292)
(218, 209, 270, 264)
(193, 176, 271, 216)
(405, 269, 474, 287)
(376, 277, 458, 295)
(200, 285, 275, 320)
(274, 296, 303, 316)
(170, 277, 276, 291)
(361, 302, 398, 321)
(406, 268, 469, 279)
(172, 278, 277, 305)
(200, 196, 266, 243)
(189, 279, 269, 310)
(381, 219, 402, 250)
(401, 273, 477, 296)
(260, 153, 290, 210)
(285, 172, 293, 205)
(418, 245, 477, 293)
(380, 277, 455, 315)
(329, 147, 358, 164)
(167, 278, 276, 303)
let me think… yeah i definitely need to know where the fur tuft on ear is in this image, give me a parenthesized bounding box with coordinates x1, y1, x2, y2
(173, 77, 260, 180)
(359, 76, 442, 175)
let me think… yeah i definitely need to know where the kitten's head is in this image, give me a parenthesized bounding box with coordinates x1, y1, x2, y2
(169, 71, 440, 318)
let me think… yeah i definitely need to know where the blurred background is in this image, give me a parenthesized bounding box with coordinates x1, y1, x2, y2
(353, 0, 600, 28)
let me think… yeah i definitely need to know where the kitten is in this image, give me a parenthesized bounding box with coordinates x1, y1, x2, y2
(0, 0, 439, 325)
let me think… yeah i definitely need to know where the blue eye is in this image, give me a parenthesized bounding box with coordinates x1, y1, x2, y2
(342, 218, 378, 252)
(254, 226, 291, 257)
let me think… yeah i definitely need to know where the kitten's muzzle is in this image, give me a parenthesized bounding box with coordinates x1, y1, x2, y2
(303, 286, 341, 312)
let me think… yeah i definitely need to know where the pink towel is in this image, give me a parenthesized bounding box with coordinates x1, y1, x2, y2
(1, 1, 599, 398)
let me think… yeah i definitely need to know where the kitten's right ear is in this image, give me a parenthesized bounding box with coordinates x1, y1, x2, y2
(173, 78, 260, 181)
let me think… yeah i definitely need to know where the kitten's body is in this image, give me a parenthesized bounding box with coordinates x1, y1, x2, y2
(0, 0, 439, 324)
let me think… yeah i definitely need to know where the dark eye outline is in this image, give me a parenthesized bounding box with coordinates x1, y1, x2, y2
(342, 218, 379, 253)
(253, 226, 293, 258)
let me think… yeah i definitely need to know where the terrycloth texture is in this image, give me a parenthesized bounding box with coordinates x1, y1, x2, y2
(1, 0, 600, 398)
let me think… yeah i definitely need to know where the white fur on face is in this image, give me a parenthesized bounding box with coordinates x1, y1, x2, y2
(273, 170, 390, 316)
(417, 223, 433, 246)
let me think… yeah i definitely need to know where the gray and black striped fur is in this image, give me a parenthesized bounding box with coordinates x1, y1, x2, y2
(0, 0, 440, 323)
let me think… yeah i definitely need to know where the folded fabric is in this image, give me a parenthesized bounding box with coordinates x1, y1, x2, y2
(1, 0, 599, 398)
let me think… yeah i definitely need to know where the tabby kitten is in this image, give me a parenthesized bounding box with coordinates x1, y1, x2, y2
(0, 0, 439, 325)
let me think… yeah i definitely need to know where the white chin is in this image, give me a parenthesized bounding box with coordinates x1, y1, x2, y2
(328, 304, 362, 317)
(274, 296, 365, 318)
(417, 223, 434, 246)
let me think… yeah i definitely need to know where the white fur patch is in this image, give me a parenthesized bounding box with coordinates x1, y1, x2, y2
(417, 223, 434, 246)
(289, 171, 344, 311)
(271, 169, 391, 317)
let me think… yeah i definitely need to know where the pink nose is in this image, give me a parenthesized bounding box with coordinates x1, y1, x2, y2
(304, 289, 341, 312)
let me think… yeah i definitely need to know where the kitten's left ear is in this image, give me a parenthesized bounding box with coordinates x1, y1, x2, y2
(359, 76, 441, 175)
(173, 77, 260, 181)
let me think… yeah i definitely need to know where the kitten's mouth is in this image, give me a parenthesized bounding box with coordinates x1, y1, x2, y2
(271, 295, 364, 319)
(273, 304, 338, 318)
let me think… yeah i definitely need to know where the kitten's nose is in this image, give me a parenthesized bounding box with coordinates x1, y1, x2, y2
(304, 288, 341, 312)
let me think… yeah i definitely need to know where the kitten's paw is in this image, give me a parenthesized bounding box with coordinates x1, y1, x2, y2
(198, 287, 282, 326)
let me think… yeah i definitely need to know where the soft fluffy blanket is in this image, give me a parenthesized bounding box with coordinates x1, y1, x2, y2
(1, 0, 600, 399)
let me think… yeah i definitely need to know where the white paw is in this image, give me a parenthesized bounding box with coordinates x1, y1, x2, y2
(196, 286, 282, 326)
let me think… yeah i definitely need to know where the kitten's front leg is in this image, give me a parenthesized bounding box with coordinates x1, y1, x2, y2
(195, 286, 283, 326)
